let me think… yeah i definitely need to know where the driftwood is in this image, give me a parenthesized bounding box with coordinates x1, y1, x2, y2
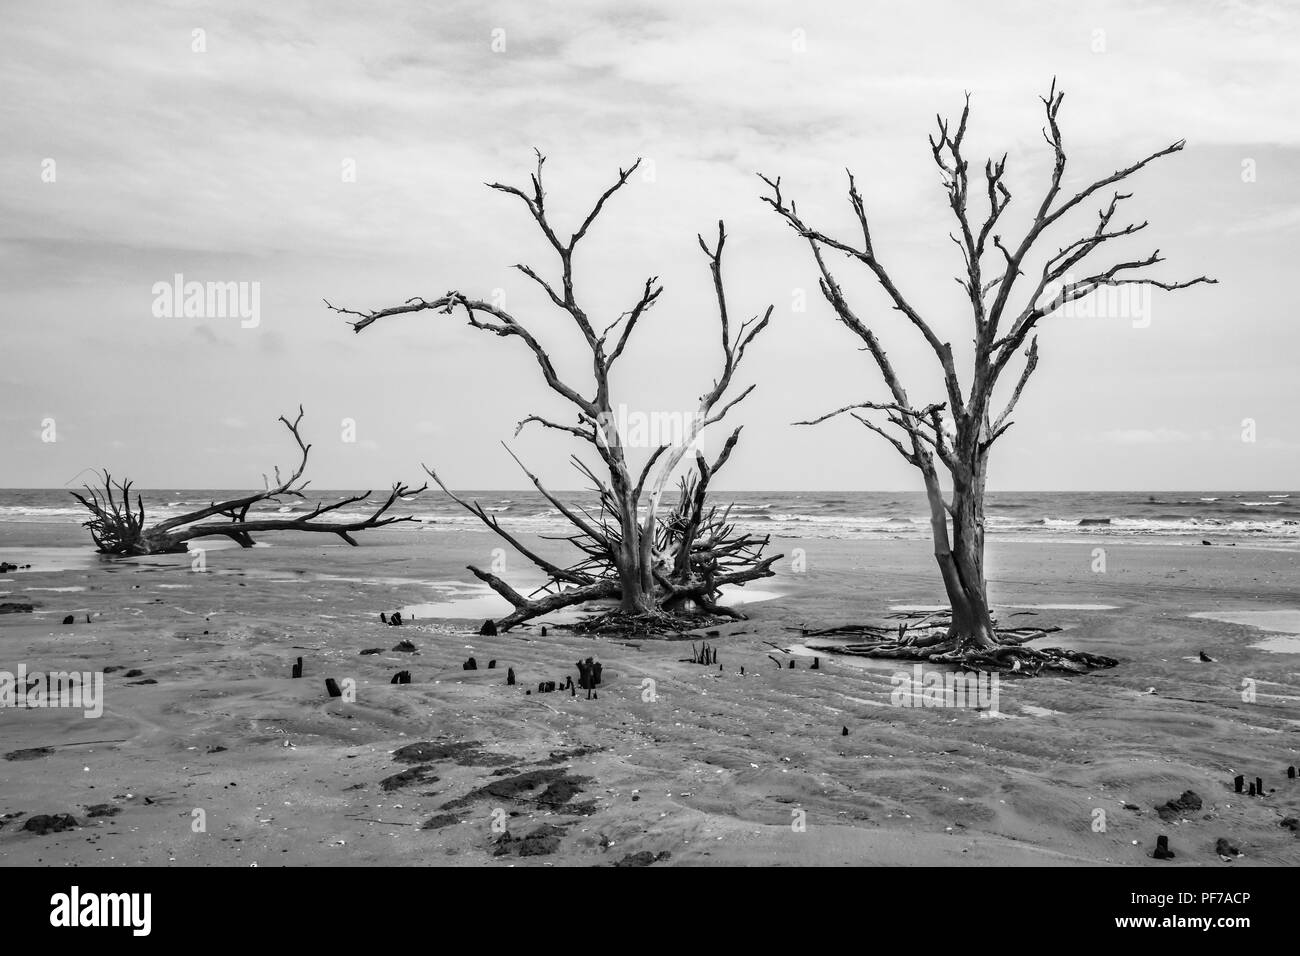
(71, 407, 426, 555)
(329, 153, 779, 631)
(762, 82, 1213, 666)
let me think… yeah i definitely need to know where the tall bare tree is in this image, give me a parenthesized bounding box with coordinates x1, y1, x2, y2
(72, 407, 426, 555)
(763, 83, 1213, 665)
(328, 153, 778, 630)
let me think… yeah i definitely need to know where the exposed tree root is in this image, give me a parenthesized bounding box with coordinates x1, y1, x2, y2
(802, 610, 1117, 675)
(572, 607, 737, 637)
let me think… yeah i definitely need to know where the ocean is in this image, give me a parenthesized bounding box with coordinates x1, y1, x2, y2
(2, 488, 1297, 543)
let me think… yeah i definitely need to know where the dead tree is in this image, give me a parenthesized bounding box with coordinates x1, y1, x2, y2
(71, 407, 426, 555)
(327, 152, 779, 631)
(762, 83, 1214, 671)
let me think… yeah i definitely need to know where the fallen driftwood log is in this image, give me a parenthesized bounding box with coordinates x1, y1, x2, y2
(72, 408, 426, 555)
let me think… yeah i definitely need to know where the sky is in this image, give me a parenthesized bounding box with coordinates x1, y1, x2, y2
(1, 0, 1296, 492)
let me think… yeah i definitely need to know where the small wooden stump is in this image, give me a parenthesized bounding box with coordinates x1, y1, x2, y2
(292, 656, 303, 679)
(391, 670, 411, 685)
(1152, 835, 1175, 860)
(325, 678, 342, 698)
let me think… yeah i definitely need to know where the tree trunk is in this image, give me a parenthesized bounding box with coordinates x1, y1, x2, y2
(616, 490, 655, 614)
(922, 464, 996, 650)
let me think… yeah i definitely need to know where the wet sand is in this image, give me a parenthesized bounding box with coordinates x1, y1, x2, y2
(1, 521, 1299, 866)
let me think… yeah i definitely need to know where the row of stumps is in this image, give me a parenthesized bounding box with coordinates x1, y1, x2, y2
(294, 617, 607, 700)
(290, 654, 497, 696)
(1152, 768, 1300, 860)
(683, 642, 718, 666)
(523, 658, 603, 699)
(769, 655, 818, 669)
(1234, 774, 1270, 797)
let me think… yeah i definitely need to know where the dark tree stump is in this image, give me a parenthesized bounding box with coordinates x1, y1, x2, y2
(488, 659, 496, 669)
(62, 615, 75, 625)
(389, 611, 403, 626)
(325, 678, 342, 698)
(507, 667, 515, 686)
(380, 612, 388, 624)
(1234, 775, 1244, 793)
(391, 670, 411, 684)
(480, 619, 498, 636)
(463, 657, 477, 671)
(292, 657, 303, 679)
(1152, 835, 1175, 860)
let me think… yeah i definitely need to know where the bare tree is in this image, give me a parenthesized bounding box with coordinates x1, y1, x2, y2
(763, 83, 1214, 670)
(327, 152, 779, 631)
(72, 407, 426, 555)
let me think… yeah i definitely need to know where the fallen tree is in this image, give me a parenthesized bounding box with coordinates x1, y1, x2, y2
(328, 152, 780, 631)
(72, 407, 426, 555)
(763, 82, 1213, 673)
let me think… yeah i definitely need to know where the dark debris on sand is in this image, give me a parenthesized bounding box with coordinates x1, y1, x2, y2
(493, 823, 567, 857)
(612, 850, 672, 867)
(22, 813, 80, 835)
(1156, 790, 1203, 822)
(379, 765, 440, 792)
(420, 813, 461, 830)
(4, 747, 54, 762)
(441, 767, 593, 813)
(391, 740, 514, 768)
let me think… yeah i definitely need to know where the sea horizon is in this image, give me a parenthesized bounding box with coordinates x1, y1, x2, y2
(6, 487, 1297, 543)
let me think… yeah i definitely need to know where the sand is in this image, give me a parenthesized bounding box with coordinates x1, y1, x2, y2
(1, 521, 1299, 866)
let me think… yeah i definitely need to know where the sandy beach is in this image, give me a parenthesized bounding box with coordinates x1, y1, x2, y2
(2, 522, 1297, 866)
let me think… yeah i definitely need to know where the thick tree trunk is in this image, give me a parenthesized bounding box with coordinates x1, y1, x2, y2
(922, 463, 996, 650)
(613, 483, 655, 614)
